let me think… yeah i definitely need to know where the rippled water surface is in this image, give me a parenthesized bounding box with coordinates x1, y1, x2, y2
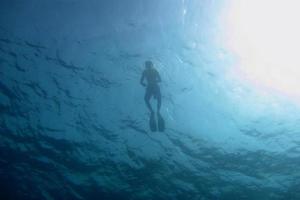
(1, 0, 300, 199)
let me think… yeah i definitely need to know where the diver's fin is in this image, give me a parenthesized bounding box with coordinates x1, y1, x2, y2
(157, 113, 165, 132)
(149, 112, 157, 132)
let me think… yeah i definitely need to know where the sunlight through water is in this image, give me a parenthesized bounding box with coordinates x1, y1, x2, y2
(224, 0, 300, 101)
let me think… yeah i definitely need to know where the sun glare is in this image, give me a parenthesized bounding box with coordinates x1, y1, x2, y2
(225, 0, 300, 99)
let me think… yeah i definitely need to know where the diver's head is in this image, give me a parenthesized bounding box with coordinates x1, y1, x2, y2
(145, 60, 153, 69)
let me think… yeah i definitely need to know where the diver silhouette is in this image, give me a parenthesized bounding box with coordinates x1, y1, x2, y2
(140, 60, 164, 132)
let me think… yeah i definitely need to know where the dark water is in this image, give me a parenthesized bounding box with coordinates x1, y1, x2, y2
(1, 0, 300, 199)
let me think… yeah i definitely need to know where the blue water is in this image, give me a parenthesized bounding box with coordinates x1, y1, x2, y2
(1, 0, 300, 199)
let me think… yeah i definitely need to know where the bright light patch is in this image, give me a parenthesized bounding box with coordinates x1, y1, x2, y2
(225, 0, 300, 98)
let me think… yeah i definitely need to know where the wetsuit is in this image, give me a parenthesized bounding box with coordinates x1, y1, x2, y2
(141, 68, 161, 113)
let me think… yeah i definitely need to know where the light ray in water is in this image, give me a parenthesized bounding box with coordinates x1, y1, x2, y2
(224, 0, 300, 100)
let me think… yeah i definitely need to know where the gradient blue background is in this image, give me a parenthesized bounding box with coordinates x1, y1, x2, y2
(1, 0, 300, 199)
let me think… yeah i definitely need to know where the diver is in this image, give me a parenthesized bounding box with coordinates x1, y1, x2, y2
(140, 60, 162, 114)
(140, 61, 164, 132)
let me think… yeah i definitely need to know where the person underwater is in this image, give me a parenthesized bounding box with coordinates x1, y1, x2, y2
(140, 60, 164, 132)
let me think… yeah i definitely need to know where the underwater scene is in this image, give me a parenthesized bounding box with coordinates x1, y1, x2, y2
(1, 0, 300, 199)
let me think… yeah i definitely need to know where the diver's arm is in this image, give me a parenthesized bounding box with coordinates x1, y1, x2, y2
(140, 71, 146, 86)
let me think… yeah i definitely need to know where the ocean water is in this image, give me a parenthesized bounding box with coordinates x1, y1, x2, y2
(1, 0, 300, 199)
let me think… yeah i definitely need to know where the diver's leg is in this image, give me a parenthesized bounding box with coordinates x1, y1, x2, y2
(157, 95, 161, 113)
(144, 89, 154, 113)
(156, 87, 161, 113)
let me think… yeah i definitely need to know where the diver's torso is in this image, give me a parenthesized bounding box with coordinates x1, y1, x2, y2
(145, 69, 158, 85)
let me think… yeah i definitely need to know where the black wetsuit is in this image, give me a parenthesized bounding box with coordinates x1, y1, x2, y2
(141, 68, 161, 113)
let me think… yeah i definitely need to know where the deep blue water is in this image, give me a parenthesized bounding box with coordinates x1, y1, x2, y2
(1, 0, 300, 199)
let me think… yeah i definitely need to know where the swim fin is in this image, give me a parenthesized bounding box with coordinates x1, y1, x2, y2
(157, 113, 165, 132)
(149, 112, 157, 132)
